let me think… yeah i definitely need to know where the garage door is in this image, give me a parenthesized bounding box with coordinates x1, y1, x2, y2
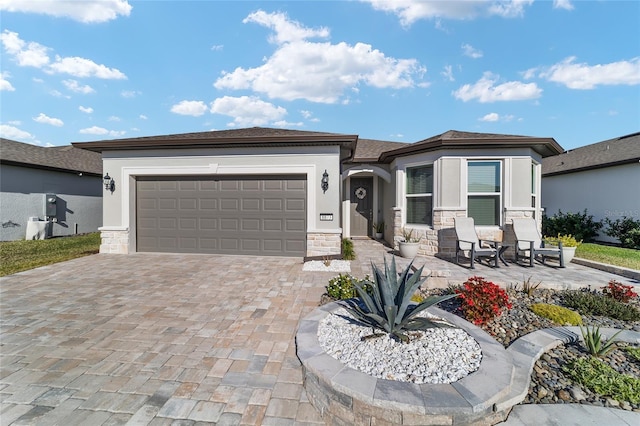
(136, 175, 306, 256)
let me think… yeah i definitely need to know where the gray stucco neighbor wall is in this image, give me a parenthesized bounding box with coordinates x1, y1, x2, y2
(0, 164, 103, 241)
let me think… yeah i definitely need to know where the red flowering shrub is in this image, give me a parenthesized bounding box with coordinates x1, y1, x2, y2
(456, 276, 512, 326)
(602, 280, 638, 303)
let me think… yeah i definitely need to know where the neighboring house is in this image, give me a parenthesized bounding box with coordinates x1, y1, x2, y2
(0, 138, 103, 241)
(541, 132, 640, 243)
(73, 127, 563, 258)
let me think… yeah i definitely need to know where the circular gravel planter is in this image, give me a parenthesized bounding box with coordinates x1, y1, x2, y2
(296, 302, 516, 426)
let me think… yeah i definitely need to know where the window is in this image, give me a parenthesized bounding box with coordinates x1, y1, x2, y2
(531, 162, 537, 209)
(406, 165, 433, 226)
(468, 161, 501, 226)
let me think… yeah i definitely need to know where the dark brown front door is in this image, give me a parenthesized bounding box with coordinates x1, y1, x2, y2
(349, 177, 373, 237)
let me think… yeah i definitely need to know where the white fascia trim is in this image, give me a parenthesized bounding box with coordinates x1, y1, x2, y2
(342, 165, 391, 183)
(120, 164, 317, 230)
(307, 228, 343, 234)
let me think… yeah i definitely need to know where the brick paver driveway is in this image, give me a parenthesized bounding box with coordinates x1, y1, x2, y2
(1, 254, 328, 425)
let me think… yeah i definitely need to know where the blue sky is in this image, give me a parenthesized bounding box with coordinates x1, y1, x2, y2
(1, 1, 638, 150)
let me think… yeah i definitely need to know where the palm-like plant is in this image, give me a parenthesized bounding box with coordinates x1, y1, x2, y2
(341, 256, 459, 342)
(579, 324, 622, 357)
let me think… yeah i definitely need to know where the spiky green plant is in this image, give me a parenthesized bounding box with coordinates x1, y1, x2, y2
(579, 324, 623, 357)
(341, 256, 459, 342)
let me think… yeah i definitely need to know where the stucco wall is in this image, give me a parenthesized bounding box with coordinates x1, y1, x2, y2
(0, 164, 102, 241)
(542, 163, 640, 243)
(100, 145, 343, 253)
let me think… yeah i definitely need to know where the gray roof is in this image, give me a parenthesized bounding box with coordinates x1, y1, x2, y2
(542, 132, 640, 176)
(72, 127, 358, 153)
(379, 130, 563, 162)
(351, 138, 409, 162)
(0, 138, 102, 175)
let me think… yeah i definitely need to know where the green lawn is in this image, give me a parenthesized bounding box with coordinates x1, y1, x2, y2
(0, 233, 101, 277)
(576, 243, 640, 271)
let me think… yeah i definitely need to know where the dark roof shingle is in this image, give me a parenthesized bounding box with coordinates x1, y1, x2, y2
(351, 138, 409, 162)
(0, 138, 102, 175)
(542, 132, 640, 176)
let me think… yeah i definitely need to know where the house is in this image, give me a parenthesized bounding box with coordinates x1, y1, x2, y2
(72, 128, 563, 258)
(541, 132, 640, 243)
(0, 138, 103, 241)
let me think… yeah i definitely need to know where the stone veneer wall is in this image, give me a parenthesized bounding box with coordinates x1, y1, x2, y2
(99, 229, 129, 254)
(307, 232, 342, 257)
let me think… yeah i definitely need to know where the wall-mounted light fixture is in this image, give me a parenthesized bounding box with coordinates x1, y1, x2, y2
(103, 173, 115, 192)
(321, 169, 329, 193)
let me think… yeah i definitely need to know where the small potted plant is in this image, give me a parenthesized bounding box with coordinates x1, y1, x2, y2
(373, 222, 385, 239)
(544, 234, 581, 264)
(398, 227, 420, 258)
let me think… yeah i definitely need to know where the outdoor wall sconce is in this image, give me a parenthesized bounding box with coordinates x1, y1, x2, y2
(321, 169, 329, 193)
(103, 173, 115, 192)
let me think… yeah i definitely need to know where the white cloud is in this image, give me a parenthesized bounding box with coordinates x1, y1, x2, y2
(50, 56, 126, 79)
(210, 44, 224, 51)
(0, 0, 132, 23)
(441, 65, 455, 82)
(488, 0, 534, 18)
(49, 89, 70, 98)
(363, 0, 533, 26)
(63, 79, 95, 94)
(33, 113, 63, 127)
(300, 110, 312, 119)
(108, 116, 121, 122)
(79, 106, 93, 114)
(7, 120, 21, 125)
(210, 96, 287, 126)
(453, 72, 542, 102)
(539, 57, 640, 89)
(170, 100, 208, 116)
(1, 30, 126, 79)
(273, 120, 303, 127)
(0, 72, 15, 91)
(33, 77, 43, 83)
(215, 11, 424, 104)
(0, 124, 35, 141)
(480, 112, 500, 122)
(139, 114, 148, 120)
(79, 126, 125, 137)
(121, 90, 141, 98)
(0, 30, 50, 67)
(243, 10, 330, 44)
(553, 0, 574, 11)
(462, 44, 483, 59)
(479, 112, 516, 122)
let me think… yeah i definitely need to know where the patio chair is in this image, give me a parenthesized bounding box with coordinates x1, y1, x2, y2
(512, 218, 565, 268)
(454, 217, 498, 269)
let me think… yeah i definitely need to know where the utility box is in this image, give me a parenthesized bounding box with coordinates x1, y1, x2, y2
(45, 194, 57, 218)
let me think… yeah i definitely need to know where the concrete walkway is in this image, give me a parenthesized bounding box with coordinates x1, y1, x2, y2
(1, 240, 638, 425)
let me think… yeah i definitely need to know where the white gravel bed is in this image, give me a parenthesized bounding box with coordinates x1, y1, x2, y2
(302, 260, 351, 272)
(318, 307, 482, 384)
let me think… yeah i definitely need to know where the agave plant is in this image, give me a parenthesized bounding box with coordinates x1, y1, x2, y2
(341, 256, 459, 342)
(579, 324, 622, 358)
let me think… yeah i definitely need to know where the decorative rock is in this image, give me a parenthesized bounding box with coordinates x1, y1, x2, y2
(569, 386, 586, 400)
(537, 388, 548, 399)
(557, 389, 571, 401)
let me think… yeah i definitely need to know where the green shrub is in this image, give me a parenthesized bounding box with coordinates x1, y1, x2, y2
(604, 216, 640, 249)
(530, 303, 582, 325)
(544, 234, 581, 248)
(626, 346, 640, 362)
(562, 291, 640, 321)
(563, 357, 640, 404)
(326, 274, 370, 299)
(542, 209, 602, 243)
(342, 238, 355, 260)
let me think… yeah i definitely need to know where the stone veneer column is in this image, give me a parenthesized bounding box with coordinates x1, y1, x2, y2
(306, 232, 342, 257)
(99, 228, 129, 254)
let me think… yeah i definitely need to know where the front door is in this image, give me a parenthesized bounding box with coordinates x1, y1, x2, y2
(350, 177, 373, 237)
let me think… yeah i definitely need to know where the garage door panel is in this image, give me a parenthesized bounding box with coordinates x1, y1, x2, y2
(137, 175, 306, 256)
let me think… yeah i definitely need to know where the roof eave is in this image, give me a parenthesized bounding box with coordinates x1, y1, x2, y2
(0, 159, 102, 176)
(379, 138, 563, 162)
(542, 157, 640, 177)
(72, 134, 359, 153)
